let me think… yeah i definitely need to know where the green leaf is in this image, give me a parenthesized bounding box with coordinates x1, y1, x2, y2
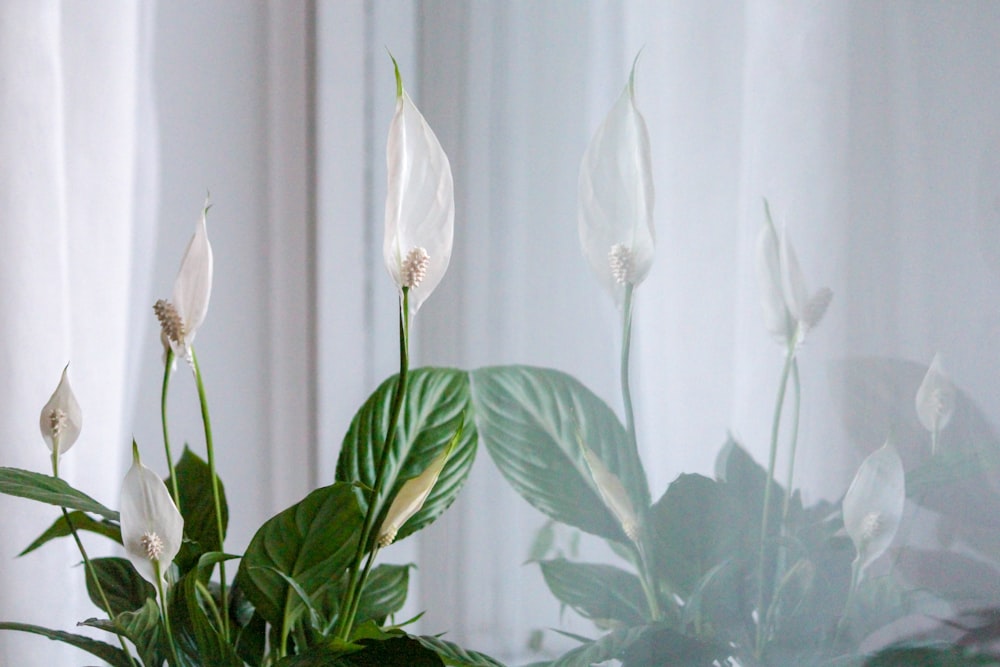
(619, 625, 733, 666)
(0, 467, 118, 520)
(415, 635, 507, 666)
(545, 625, 648, 667)
(19, 510, 121, 556)
(167, 446, 229, 572)
(355, 563, 411, 624)
(336, 367, 477, 544)
(470, 365, 648, 542)
(83, 598, 168, 667)
(174, 552, 244, 667)
(235, 482, 363, 630)
(864, 644, 1000, 666)
(0, 622, 133, 667)
(85, 556, 155, 616)
(539, 558, 648, 627)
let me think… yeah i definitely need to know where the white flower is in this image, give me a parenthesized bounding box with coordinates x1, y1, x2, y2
(842, 441, 905, 582)
(382, 57, 454, 315)
(377, 438, 455, 548)
(579, 440, 639, 543)
(756, 203, 832, 346)
(39, 364, 82, 456)
(155, 202, 214, 360)
(578, 54, 655, 306)
(915, 352, 956, 443)
(120, 444, 184, 586)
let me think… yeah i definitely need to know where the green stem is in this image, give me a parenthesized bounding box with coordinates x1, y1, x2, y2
(344, 545, 382, 630)
(834, 559, 861, 646)
(154, 561, 182, 667)
(780, 360, 801, 528)
(51, 449, 137, 667)
(161, 348, 181, 511)
(336, 288, 411, 641)
(190, 349, 229, 640)
(755, 339, 797, 657)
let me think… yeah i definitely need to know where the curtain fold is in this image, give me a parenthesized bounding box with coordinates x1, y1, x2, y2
(0, 1, 152, 663)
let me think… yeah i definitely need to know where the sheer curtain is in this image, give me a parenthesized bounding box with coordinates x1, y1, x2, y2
(318, 1, 1000, 662)
(0, 2, 155, 663)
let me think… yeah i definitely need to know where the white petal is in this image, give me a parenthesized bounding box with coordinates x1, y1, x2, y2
(382, 60, 454, 315)
(39, 364, 82, 455)
(120, 456, 184, 585)
(377, 442, 452, 546)
(779, 226, 811, 325)
(842, 442, 905, 580)
(756, 219, 794, 344)
(580, 442, 639, 542)
(578, 56, 655, 305)
(172, 205, 214, 350)
(915, 353, 956, 436)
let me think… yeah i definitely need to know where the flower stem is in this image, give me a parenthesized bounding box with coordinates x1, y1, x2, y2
(154, 561, 182, 666)
(50, 451, 137, 667)
(161, 348, 181, 511)
(780, 360, 801, 528)
(755, 339, 797, 657)
(190, 349, 229, 640)
(336, 288, 411, 641)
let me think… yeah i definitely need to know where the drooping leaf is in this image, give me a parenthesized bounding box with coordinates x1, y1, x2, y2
(336, 367, 477, 545)
(20, 510, 121, 556)
(235, 482, 363, 629)
(415, 635, 507, 666)
(85, 556, 155, 616)
(166, 446, 229, 566)
(0, 467, 118, 520)
(539, 558, 648, 627)
(0, 622, 133, 667)
(470, 365, 649, 542)
(82, 598, 170, 667)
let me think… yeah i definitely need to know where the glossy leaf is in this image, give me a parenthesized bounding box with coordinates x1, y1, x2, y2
(235, 482, 363, 629)
(471, 365, 648, 542)
(355, 563, 411, 624)
(539, 558, 648, 627)
(336, 367, 476, 545)
(19, 510, 121, 556)
(166, 446, 229, 571)
(0, 467, 118, 520)
(83, 598, 170, 667)
(415, 635, 507, 666)
(0, 622, 133, 667)
(85, 557, 155, 616)
(174, 552, 244, 667)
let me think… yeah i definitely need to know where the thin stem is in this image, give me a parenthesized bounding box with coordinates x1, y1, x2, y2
(336, 289, 411, 641)
(834, 559, 861, 646)
(633, 539, 662, 621)
(755, 339, 797, 657)
(161, 348, 181, 510)
(190, 349, 229, 640)
(51, 449, 137, 666)
(154, 562, 182, 667)
(780, 360, 802, 528)
(344, 545, 382, 629)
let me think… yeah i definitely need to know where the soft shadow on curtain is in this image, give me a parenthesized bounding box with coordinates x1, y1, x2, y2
(313, 1, 1000, 662)
(0, 2, 156, 664)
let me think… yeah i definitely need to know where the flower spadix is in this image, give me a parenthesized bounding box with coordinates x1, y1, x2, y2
(578, 435, 640, 543)
(376, 428, 458, 548)
(155, 202, 213, 361)
(120, 442, 183, 586)
(915, 353, 956, 449)
(842, 441, 904, 582)
(756, 202, 832, 347)
(382, 56, 454, 315)
(578, 54, 655, 306)
(39, 364, 82, 456)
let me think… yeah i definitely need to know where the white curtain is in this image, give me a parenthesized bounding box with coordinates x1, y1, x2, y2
(0, 1, 155, 664)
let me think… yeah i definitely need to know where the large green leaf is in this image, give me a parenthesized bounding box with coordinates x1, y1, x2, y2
(0, 467, 118, 520)
(336, 367, 477, 544)
(19, 510, 121, 556)
(83, 598, 170, 667)
(235, 482, 363, 629)
(174, 551, 244, 667)
(0, 622, 133, 667)
(539, 558, 648, 627)
(167, 446, 229, 558)
(85, 556, 155, 616)
(414, 635, 507, 666)
(354, 563, 411, 624)
(470, 365, 648, 542)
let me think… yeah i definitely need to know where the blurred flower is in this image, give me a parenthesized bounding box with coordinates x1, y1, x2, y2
(915, 353, 955, 446)
(120, 443, 184, 586)
(756, 203, 832, 346)
(578, 54, 655, 306)
(579, 439, 639, 543)
(842, 441, 904, 582)
(155, 202, 214, 361)
(382, 56, 454, 315)
(39, 364, 82, 457)
(377, 435, 457, 548)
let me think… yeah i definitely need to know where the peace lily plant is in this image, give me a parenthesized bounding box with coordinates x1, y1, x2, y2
(3, 54, 1000, 667)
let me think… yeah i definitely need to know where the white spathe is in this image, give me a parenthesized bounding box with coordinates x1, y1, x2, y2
(120, 449, 184, 586)
(842, 442, 905, 581)
(39, 365, 82, 456)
